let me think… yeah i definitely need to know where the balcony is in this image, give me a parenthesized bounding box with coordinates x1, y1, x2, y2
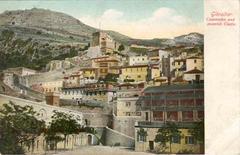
(135, 121, 196, 128)
(139, 104, 203, 111)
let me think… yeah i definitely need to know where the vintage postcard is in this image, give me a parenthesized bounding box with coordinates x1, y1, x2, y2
(0, 0, 239, 154)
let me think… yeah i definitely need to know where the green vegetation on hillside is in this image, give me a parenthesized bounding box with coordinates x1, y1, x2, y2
(0, 29, 83, 71)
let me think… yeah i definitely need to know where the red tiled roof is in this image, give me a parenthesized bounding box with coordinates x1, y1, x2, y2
(184, 69, 203, 74)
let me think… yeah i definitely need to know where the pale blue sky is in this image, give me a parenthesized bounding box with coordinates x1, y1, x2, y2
(0, 0, 204, 39)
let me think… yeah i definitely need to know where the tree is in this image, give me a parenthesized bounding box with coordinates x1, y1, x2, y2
(46, 111, 81, 149)
(154, 122, 181, 153)
(0, 102, 45, 154)
(189, 120, 204, 153)
(104, 73, 118, 82)
(118, 44, 125, 51)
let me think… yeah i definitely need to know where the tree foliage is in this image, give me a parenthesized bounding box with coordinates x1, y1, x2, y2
(0, 102, 45, 154)
(103, 73, 119, 82)
(45, 110, 81, 149)
(154, 122, 181, 153)
(189, 120, 204, 144)
(118, 44, 125, 51)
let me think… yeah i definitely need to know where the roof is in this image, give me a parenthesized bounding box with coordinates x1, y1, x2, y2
(109, 66, 121, 69)
(80, 67, 98, 71)
(144, 83, 204, 93)
(187, 56, 202, 59)
(135, 121, 199, 128)
(121, 65, 148, 69)
(91, 56, 109, 60)
(185, 69, 204, 74)
(96, 59, 119, 63)
(174, 59, 186, 63)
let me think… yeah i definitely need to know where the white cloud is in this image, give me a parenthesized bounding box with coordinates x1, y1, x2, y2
(78, 8, 203, 39)
(101, 9, 123, 20)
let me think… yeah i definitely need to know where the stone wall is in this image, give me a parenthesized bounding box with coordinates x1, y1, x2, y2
(103, 127, 135, 148)
(22, 133, 95, 155)
(0, 94, 84, 125)
(113, 115, 143, 138)
(82, 113, 111, 128)
(19, 66, 82, 87)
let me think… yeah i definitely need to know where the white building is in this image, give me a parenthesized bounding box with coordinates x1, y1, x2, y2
(186, 56, 204, 71)
(4, 67, 37, 76)
(116, 89, 141, 116)
(46, 60, 71, 71)
(183, 69, 204, 82)
(40, 80, 63, 94)
(2, 72, 15, 89)
(128, 55, 149, 66)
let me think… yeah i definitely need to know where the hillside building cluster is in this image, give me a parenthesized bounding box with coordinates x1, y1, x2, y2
(1, 31, 204, 154)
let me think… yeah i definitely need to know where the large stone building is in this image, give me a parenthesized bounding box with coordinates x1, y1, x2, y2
(91, 32, 120, 55)
(135, 84, 204, 153)
(158, 50, 173, 78)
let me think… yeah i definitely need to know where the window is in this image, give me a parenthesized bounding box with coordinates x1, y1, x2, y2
(182, 111, 193, 121)
(139, 135, 146, 142)
(172, 135, 181, 144)
(194, 59, 197, 63)
(137, 129, 147, 142)
(185, 136, 195, 144)
(126, 102, 131, 107)
(138, 75, 141, 78)
(153, 111, 163, 121)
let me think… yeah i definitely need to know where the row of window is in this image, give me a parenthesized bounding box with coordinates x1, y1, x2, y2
(64, 90, 107, 96)
(151, 111, 204, 121)
(123, 68, 147, 72)
(131, 58, 148, 61)
(44, 87, 61, 92)
(138, 134, 195, 144)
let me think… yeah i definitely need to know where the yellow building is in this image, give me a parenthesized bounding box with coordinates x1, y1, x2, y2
(91, 56, 120, 79)
(120, 65, 149, 83)
(80, 68, 98, 80)
(109, 66, 120, 75)
(135, 125, 202, 154)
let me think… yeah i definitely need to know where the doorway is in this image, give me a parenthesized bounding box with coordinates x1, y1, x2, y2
(149, 141, 154, 150)
(87, 135, 92, 145)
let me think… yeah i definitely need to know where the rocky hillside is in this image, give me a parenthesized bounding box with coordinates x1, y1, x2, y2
(0, 8, 204, 71)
